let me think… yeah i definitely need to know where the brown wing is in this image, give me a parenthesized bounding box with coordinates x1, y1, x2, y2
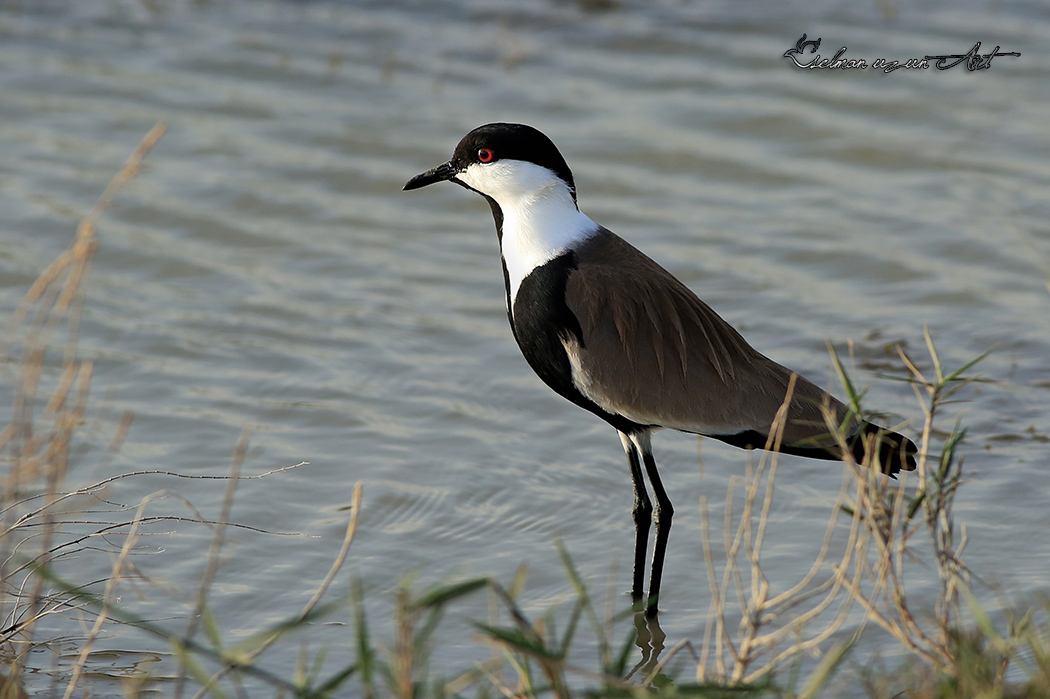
(563, 228, 848, 447)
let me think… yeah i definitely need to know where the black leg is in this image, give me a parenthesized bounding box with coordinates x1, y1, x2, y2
(619, 431, 652, 605)
(638, 437, 673, 618)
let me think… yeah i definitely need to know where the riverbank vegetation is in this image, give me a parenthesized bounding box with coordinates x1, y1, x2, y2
(2, 126, 1047, 699)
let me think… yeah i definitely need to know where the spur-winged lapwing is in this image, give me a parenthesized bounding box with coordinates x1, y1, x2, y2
(404, 123, 916, 616)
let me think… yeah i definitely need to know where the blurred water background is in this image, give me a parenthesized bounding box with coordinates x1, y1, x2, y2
(1, 0, 1049, 693)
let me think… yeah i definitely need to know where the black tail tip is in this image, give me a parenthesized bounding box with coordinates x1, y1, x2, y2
(852, 424, 918, 477)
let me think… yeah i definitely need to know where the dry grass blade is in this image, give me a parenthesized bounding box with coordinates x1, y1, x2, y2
(173, 427, 251, 699)
(691, 337, 992, 690)
(825, 337, 989, 676)
(6, 122, 167, 343)
(1, 123, 167, 693)
(696, 376, 865, 687)
(60, 493, 159, 699)
(188, 482, 364, 699)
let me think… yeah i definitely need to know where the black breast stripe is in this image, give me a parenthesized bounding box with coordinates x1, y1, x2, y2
(511, 252, 645, 435)
(480, 194, 515, 328)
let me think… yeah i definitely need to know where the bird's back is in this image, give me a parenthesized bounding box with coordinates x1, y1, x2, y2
(562, 228, 850, 449)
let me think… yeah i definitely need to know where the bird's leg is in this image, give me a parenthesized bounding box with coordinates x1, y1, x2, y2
(634, 433, 673, 617)
(619, 431, 652, 606)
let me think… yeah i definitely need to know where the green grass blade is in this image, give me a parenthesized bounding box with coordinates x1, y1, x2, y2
(472, 622, 563, 662)
(309, 663, 359, 699)
(798, 640, 852, 699)
(201, 598, 223, 653)
(413, 577, 490, 610)
(923, 326, 944, 384)
(558, 598, 585, 659)
(352, 580, 376, 699)
(942, 345, 994, 385)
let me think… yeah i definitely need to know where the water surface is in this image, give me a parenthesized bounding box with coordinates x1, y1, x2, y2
(1, 0, 1048, 693)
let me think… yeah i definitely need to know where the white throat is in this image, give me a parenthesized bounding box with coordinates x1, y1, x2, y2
(458, 160, 598, 308)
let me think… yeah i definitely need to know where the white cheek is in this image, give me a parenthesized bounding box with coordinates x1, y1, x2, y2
(459, 161, 515, 197)
(459, 160, 567, 203)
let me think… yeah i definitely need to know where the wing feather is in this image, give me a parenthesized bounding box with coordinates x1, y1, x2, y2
(563, 228, 848, 446)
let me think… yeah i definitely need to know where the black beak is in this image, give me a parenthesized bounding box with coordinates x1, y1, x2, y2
(403, 161, 457, 191)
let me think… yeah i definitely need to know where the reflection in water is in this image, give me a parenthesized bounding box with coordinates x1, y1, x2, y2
(628, 611, 666, 682)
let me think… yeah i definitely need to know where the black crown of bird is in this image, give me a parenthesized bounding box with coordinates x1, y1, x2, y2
(405, 122, 917, 616)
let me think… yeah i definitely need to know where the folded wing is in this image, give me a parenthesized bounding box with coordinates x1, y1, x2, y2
(563, 228, 849, 451)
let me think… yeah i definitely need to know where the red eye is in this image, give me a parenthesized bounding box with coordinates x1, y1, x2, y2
(478, 148, 494, 163)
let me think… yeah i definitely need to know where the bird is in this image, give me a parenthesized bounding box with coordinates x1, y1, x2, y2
(403, 122, 916, 616)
